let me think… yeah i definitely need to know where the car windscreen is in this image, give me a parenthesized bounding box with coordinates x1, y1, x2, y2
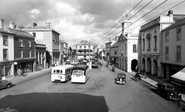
(166, 85, 174, 90)
(72, 70, 84, 76)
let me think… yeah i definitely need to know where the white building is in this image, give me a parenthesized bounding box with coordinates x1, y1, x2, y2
(118, 20, 139, 72)
(0, 19, 15, 77)
(161, 17, 185, 85)
(76, 40, 93, 59)
(138, 10, 185, 77)
(23, 22, 60, 65)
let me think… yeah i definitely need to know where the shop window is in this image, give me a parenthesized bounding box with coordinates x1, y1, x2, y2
(28, 50, 31, 57)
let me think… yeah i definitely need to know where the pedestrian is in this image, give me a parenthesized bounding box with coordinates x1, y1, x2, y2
(17, 68, 21, 77)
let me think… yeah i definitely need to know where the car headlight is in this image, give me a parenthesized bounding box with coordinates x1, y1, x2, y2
(171, 93, 173, 95)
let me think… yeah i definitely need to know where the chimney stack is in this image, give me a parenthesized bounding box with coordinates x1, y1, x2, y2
(0, 19, 4, 29)
(9, 21, 14, 29)
(46, 22, 50, 28)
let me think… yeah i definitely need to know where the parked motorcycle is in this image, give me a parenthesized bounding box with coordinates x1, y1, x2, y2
(134, 72, 141, 81)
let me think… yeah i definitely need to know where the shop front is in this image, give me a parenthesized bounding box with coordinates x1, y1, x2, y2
(0, 61, 14, 78)
(14, 58, 36, 76)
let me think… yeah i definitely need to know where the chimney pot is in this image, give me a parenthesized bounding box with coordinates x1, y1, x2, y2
(0, 19, 4, 29)
(9, 21, 14, 29)
(32, 21, 37, 28)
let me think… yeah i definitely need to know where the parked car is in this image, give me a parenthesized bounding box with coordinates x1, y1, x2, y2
(157, 82, 181, 101)
(0, 80, 12, 90)
(92, 61, 99, 68)
(115, 73, 126, 85)
(65, 60, 71, 65)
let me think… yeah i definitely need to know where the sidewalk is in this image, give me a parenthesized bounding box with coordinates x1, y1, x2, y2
(129, 72, 185, 103)
(6, 67, 52, 83)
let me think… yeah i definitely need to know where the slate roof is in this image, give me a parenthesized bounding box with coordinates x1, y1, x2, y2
(24, 26, 60, 34)
(162, 17, 185, 31)
(111, 41, 118, 48)
(6, 28, 34, 38)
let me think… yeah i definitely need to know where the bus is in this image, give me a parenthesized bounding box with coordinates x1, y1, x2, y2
(71, 65, 89, 83)
(51, 65, 73, 82)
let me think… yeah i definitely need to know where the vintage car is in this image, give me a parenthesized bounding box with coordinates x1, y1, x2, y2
(157, 82, 181, 101)
(0, 79, 13, 90)
(92, 61, 99, 68)
(115, 73, 126, 85)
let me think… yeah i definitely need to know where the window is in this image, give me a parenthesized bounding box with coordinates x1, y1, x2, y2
(33, 33, 36, 37)
(3, 35, 8, 46)
(165, 46, 169, 61)
(142, 39, 145, 51)
(3, 49, 8, 60)
(147, 34, 151, 49)
(176, 46, 181, 62)
(19, 39, 23, 47)
(28, 41, 31, 47)
(20, 50, 23, 58)
(80, 46, 82, 48)
(176, 28, 181, 41)
(133, 44, 137, 53)
(154, 36, 157, 51)
(84, 46, 86, 48)
(165, 31, 169, 42)
(28, 50, 31, 57)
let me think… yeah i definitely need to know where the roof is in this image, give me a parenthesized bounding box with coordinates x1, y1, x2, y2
(173, 14, 185, 21)
(162, 17, 185, 32)
(52, 65, 74, 71)
(0, 28, 15, 35)
(6, 28, 34, 38)
(23, 26, 60, 35)
(111, 41, 118, 48)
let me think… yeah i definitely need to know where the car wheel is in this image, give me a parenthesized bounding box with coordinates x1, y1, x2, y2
(7, 84, 12, 88)
(166, 95, 170, 101)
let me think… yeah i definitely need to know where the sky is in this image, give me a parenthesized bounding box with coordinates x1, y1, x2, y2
(0, 0, 185, 48)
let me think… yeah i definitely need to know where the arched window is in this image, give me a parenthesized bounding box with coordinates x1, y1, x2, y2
(133, 44, 137, 53)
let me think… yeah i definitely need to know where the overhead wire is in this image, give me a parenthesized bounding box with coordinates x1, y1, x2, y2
(92, 0, 143, 43)
(130, 0, 185, 31)
(103, 0, 168, 41)
(95, 0, 154, 43)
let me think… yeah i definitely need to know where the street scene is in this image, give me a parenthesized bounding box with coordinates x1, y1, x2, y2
(0, 60, 183, 112)
(1, 0, 185, 112)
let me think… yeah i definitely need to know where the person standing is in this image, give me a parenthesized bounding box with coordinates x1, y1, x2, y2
(17, 68, 22, 77)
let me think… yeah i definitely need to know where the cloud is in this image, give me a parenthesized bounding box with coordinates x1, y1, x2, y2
(1, 0, 185, 48)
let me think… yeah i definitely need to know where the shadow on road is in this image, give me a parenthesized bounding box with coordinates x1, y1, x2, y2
(0, 93, 109, 112)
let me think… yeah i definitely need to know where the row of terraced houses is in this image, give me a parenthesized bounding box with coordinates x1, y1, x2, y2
(104, 10, 185, 86)
(0, 20, 69, 78)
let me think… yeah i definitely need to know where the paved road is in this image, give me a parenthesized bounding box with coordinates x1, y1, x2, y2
(0, 64, 183, 112)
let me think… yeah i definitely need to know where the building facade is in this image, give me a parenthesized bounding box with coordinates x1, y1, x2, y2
(161, 17, 185, 84)
(23, 22, 60, 65)
(59, 40, 68, 63)
(118, 19, 138, 72)
(110, 42, 119, 67)
(35, 43, 46, 70)
(6, 22, 36, 76)
(76, 40, 93, 59)
(0, 19, 15, 78)
(138, 10, 185, 77)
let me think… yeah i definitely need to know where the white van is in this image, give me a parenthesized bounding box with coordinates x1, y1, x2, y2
(51, 65, 73, 82)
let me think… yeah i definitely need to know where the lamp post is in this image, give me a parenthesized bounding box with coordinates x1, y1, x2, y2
(89, 42, 92, 69)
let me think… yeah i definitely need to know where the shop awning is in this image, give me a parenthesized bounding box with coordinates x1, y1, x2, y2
(171, 68, 185, 81)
